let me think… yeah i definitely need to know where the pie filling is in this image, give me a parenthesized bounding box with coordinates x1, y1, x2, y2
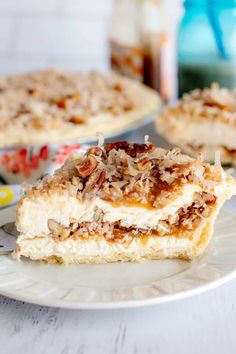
(44, 195, 216, 244)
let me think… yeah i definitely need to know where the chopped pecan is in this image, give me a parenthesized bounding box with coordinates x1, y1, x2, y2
(54, 99, 67, 110)
(94, 170, 106, 189)
(77, 155, 98, 177)
(105, 141, 130, 153)
(68, 116, 85, 124)
(87, 146, 104, 157)
(105, 141, 154, 157)
(204, 194, 217, 205)
(204, 100, 233, 111)
(83, 170, 106, 195)
(27, 88, 35, 95)
(131, 143, 154, 155)
(224, 146, 236, 155)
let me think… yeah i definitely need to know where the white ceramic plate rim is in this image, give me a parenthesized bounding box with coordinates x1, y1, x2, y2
(0, 267, 235, 310)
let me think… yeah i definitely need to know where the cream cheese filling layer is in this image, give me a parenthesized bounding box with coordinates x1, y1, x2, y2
(17, 183, 201, 238)
(160, 119, 236, 149)
(16, 232, 195, 261)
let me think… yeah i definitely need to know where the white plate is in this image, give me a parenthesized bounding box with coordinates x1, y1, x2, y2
(0, 206, 236, 310)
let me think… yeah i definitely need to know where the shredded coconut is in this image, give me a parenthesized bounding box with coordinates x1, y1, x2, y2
(160, 83, 236, 126)
(96, 132, 104, 147)
(32, 140, 222, 208)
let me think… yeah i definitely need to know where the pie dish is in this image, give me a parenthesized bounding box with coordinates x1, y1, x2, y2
(0, 68, 159, 148)
(156, 83, 236, 165)
(14, 138, 236, 264)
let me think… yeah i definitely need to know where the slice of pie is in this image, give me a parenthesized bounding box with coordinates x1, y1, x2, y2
(0, 68, 159, 148)
(156, 83, 236, 165)
(15, 139, 236, 264)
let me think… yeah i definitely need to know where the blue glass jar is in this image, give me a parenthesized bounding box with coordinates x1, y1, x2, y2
(178, 0, 236, 95)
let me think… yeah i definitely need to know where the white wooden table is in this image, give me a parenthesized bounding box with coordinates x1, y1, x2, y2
(0, 279, 236, 354)
(0, 124, 236, 354)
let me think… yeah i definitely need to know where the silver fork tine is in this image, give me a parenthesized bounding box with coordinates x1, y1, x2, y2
(0, 223, 17, 255)
(2, 222, 19, 237)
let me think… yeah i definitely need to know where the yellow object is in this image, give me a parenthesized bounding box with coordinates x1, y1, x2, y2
(0, 186, 14, 205)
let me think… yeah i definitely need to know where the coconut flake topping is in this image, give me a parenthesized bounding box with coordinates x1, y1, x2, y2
(33, 140, 224, 208)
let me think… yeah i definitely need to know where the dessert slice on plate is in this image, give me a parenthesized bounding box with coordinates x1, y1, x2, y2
(156, 83, 236, 165)
(15, 139, 236, 264)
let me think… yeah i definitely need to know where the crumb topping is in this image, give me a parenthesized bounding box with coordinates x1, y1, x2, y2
(31, 140, 223, 208)
(161, 83, 236, 126)
(0, 68, 150, 131)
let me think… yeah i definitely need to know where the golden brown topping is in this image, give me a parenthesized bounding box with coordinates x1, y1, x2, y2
(33, 139, 223, 207)
(105, 141, 154, 157)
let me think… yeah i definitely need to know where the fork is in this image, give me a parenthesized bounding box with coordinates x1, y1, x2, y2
(0, 222, 18, 255)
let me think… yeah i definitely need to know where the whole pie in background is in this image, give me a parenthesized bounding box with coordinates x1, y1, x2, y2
(0, 68, 160, 148)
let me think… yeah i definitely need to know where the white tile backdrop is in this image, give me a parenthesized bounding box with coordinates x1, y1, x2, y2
(0, 0, 181, 75)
